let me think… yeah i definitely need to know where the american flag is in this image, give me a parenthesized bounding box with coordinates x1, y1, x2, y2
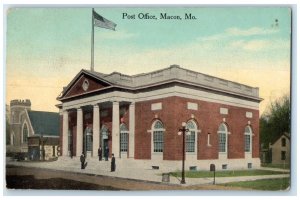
(93, 10, 117, 31)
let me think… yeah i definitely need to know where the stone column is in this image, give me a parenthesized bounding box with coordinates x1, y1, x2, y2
(62, 110, 69, 156)
(76, 108, 83, 157)
(92, 104, 100, 157)
(112, 101, 120, 158)
(129, 102, 135, 158)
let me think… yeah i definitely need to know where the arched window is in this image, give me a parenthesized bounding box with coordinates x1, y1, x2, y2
(281, 138, 286, 147)
(120, 123, 128, 152)
(186, 120, 197, 152)
(244, 125, 252, 152)
(22, 123, 28, 143)
(152, 120, 164, 153)
(218, 123, 228, 153)
(101, 125, 109, 139)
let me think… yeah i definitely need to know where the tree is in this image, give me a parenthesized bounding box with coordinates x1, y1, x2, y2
(260, 94, 290, 149)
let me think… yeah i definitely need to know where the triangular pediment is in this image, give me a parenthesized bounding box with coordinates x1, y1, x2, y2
(59, 70, 112, 100)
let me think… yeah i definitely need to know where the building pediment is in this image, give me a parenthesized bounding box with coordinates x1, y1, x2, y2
(58, 70, 113, 100)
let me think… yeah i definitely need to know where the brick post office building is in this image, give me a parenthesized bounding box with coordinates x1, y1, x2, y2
(57, 65, 262, 170)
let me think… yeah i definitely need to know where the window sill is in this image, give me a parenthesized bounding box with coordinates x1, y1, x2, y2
(152, 152, 163, 154)
(186, 152, 196, 155)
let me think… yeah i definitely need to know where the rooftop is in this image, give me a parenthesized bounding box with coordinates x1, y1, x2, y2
(85, 64, 260, 98)
(28, 110, 60, 136)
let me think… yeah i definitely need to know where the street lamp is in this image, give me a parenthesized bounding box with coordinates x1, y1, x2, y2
(178, 122, 189, 184)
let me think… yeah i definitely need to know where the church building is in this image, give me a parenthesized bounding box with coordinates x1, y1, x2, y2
(7, 99, 60, 161)
(57, 65, 262, 171)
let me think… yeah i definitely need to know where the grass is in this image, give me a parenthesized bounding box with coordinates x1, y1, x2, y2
(169, 169, 288, 178)
(221, 178, 290, 191)
(261, 163, 290, 169)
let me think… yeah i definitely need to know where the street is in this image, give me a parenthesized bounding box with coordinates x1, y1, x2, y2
(5, 165, 241, 191)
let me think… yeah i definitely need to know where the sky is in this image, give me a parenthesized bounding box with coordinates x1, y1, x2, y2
(5, 7, 291, 115)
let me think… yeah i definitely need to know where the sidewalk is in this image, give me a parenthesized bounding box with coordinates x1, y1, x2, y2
(5, 157, 290, 186)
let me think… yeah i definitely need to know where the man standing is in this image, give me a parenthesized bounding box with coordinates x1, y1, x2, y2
(111, 153, 116, 172)
(104, 146, 109, 161)
(80, 152, 87, 169)
(98, 146, 102, 161)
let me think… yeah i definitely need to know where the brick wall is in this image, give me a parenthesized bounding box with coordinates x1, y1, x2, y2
(134, 96, 259, 160)
(63, 96, 259, 161)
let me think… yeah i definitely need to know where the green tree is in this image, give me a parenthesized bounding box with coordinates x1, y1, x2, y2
(260, 94, 290, 149)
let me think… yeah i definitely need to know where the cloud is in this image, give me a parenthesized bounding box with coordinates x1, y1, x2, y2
(225, 27, 278, 36)
(229, 39, 290, 51)
(241, 40, 270, 51)
(199, 27, 278, 41)
(195, 26, 288, 53)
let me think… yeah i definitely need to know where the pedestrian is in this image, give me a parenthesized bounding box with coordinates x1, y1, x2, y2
(80, 152, 87, 169)
(98, 146, 102, 161)
(111, 153, 116, 172)
(105, 146, 109, 161)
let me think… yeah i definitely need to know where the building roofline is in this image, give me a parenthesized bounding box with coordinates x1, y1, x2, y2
(59, 78, 263, 102)
(270, 132, 291, 145)
(57, 69, 114, 100)
(97, 64, 259, 90)
(24, 109, 35, 135)
(58, 65, 261, 101)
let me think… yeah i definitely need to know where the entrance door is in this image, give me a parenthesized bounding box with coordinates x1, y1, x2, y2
(101, 125, 109, 157)
(103, 139, 108, 157)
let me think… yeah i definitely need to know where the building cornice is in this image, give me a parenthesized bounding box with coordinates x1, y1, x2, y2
(59, 78, 262, 103)
(57, 65, 262, 104)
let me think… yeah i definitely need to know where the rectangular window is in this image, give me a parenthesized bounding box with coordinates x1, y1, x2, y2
(120, 132, 128, 152)
(222, 164, 227, 170)
(153, 131, 163, 152)
(219, 133, 226, 152)
(52, 146, 55, 157)
(186, 131, 195, 152)
(248, 163, 252, 169)
(281, 138, 286, 147)
(244, 135, 251, 152)
(281, 151, 286, 160)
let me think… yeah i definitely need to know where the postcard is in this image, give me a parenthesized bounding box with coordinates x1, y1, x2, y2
(5, 6, 291, 192)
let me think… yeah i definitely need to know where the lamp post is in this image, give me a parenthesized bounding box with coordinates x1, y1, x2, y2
(178, 122, 189, 184)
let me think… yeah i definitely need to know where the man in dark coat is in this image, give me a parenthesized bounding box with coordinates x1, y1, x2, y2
(98, 146, 102, 161)
(80, 152, 87, 169)
(104, 146, 109, 161)
(111, 153, 116, 172)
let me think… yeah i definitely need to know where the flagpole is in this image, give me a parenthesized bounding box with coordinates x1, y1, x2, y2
(91, 8, 95, 71)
